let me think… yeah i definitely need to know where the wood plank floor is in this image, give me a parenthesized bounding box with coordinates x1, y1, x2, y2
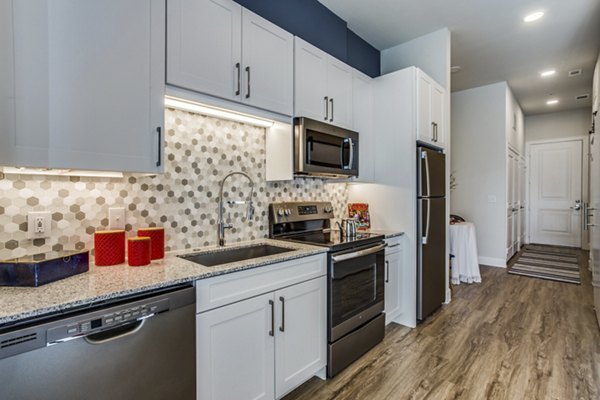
(285, 248, 600, 400)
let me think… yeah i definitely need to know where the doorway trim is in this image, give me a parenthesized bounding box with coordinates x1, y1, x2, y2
(525, 136, 589, 249)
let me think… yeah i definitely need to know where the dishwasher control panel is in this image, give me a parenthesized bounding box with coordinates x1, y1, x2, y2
(47, 298, 169, 343)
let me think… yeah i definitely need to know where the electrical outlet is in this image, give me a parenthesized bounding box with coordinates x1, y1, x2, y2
(109, 207, 126, 230)
(27, 211, 51, 239)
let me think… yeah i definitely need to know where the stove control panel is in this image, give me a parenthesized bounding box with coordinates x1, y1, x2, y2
(298, 205, 318, 215)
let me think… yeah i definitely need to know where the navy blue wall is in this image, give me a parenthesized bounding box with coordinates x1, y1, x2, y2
(233, 0, 380, 77)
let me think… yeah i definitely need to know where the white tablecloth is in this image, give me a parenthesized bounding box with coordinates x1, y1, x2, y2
(449, 222, 481, 284)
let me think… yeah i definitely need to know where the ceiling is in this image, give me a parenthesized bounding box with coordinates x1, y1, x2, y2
(319, 0, 600, 115)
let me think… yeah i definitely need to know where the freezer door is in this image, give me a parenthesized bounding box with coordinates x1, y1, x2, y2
(418, 147, 446, 198)
(417, 197, 447, 320)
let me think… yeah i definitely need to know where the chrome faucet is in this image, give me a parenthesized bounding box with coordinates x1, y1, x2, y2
(217, 171, 255, 246)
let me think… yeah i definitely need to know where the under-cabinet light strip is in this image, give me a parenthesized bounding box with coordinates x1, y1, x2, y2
(164, 96, 275, 128)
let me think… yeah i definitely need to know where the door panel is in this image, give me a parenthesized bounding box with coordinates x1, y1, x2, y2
(275, 277, 326, 398)
(530, 140, 582, 247)
(196, 293, 275, 400)
(241, 9, 293, 115)
(167, 0, 242, 101)
(418, 197, 446, 320)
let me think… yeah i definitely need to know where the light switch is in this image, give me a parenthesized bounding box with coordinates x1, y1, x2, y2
(109, 208, 126, 230)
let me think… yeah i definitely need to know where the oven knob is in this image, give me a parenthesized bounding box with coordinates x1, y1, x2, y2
(277, 208, 285, 217)
(324, 206, 333, 213)
(284, 208, 292, 216)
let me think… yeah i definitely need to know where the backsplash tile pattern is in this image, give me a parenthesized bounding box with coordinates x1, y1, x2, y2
(0, 109, 348, 260)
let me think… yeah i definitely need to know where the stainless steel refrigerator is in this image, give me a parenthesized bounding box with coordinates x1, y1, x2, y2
(417, 145, 446, 320)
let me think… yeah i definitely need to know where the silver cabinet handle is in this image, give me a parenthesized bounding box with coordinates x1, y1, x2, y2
(155, 127, 162, 167)
(331, 243, 387, 262)
(324, 96, 329, 120)
(435, 123, 439, 142)
(330, 98, 334, 122)
(245, 66, 250, 99)
(235, 62, 241, 96)
(385, 260, 390, 283)
(268, 299, 274, 336)
(279, 296, 285, 332)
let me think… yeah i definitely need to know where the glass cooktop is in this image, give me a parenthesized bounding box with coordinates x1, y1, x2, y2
(280, 230, 384, 251)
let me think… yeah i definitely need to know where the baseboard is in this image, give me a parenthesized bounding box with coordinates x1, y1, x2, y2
(478, 256, 506, 268)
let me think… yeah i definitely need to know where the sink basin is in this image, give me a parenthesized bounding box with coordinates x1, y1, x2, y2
(178, 244, 294, 267)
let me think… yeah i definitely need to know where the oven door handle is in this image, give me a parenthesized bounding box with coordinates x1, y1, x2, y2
(331, 243, 387, 263)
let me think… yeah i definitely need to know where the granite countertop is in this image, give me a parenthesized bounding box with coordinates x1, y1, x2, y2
(0, 239, 327, 327)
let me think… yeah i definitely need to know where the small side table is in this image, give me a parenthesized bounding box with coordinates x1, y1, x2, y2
(449, 222, 481, 284)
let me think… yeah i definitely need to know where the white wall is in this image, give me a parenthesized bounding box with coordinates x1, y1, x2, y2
(525, 108, 592, 142)
(451, 82, 508, 266)
(381, 28, 451, 90)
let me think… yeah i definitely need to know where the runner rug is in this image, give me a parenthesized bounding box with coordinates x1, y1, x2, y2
(508, 246, 581, 284)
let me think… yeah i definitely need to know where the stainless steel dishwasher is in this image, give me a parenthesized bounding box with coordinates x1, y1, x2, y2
(0, 284, 196, 400)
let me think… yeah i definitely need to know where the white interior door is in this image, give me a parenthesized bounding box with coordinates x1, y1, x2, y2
(530, 140, 583, 247)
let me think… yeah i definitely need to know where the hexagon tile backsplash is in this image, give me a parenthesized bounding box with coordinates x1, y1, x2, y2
(0, 108, 349, 260)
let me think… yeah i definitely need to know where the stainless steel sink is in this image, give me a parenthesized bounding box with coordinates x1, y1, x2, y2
(178, 244, 294, 267)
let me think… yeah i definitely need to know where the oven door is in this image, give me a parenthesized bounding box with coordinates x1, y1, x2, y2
(328, 242, 386, 342)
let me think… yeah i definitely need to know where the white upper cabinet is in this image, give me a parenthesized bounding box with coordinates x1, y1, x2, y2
(352, 69, 374, 182)
(241, 9, 294, 115)
(294, 37, 353, 129)
(416, 70, 445, 148)
(167, 0, 293, 116)
(2, 0, 166, 173)
(294, 37, 329, 122)
(167, 0, 242, 102)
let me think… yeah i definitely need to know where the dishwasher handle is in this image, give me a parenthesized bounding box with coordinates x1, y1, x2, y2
(84, 318, 148, 345)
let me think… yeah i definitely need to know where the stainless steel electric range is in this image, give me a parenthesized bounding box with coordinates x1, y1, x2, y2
(269, 201, 386, 378)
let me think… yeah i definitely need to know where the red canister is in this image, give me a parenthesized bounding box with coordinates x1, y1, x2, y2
(94, 230, 126, 266)
(138, 227, 165, 260)
(127, 237, 151, 267)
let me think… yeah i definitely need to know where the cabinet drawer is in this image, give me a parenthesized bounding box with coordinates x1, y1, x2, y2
(385, 236, 402, 254)
(196, 254, 326, 313)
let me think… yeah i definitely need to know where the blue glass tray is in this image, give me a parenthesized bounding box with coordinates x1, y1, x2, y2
(0, 250, 89, 287)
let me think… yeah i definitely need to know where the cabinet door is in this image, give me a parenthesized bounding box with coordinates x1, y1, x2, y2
(327, 57, 353, 129)
(241, 9, 293, 116)
(197, 292, 275, 400)
(275, 277, 327, 398)
(0, 0, 25, 167)
(5, 0, 50, 167)
(294, 37, 328, 122)
(167, 0, 242, 101)
(20, 0, 165, 173)
(384, 248, 402, 324)
(430, 82, 445, 147)
(352, 70, 374, 182)
(416, 72, 433, 144)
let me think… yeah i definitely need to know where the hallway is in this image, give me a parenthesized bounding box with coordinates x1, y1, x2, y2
(286, 251, 600, 399)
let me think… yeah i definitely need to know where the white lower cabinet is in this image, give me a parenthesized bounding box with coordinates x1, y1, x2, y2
(196, 255, 327, 400)
(197, 292, 275, 400)
(384, 237, 403, 325)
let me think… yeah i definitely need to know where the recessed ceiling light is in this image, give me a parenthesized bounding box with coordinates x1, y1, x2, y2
(546, 99, 559, 105)
(540, 70, 556, 77)
(524, 11, 544, 22)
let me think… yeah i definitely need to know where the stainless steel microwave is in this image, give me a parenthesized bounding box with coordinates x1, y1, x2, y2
(294, 117, 359, 178)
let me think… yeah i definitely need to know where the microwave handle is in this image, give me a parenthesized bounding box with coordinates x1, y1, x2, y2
(307, 137, 313, 164)
(348, 138, 354, 169)
(339, 138, 354, 170)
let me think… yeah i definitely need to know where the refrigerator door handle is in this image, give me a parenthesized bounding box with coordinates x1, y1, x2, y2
(422, 199, 430, 245)
(422, 150, 431, 197)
